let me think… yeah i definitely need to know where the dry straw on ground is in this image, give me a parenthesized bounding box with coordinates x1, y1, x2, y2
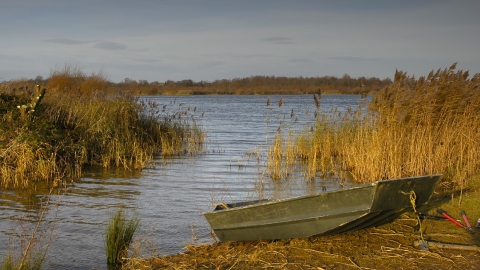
(124, 182, 480, 269)
(124, 208, 480, 269)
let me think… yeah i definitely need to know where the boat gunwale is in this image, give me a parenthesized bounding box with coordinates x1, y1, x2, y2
(203, 183, 375, 215)
(203, 175, 442, 215)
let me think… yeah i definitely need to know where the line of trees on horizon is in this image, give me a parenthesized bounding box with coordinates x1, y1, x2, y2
(118, 74, 392, 95)
(3, 73, 392, 95)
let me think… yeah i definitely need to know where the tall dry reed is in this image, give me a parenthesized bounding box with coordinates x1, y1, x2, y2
(272, 64, 480, 191)
(354, 63, 480, 188)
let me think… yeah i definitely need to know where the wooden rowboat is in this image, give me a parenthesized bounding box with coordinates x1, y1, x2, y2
(203, 175, 441, 242)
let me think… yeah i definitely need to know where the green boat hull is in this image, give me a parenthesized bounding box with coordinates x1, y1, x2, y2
(203, 175, 441, 242)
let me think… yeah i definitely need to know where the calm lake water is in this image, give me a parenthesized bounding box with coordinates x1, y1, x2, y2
(0, 94, 366, 269)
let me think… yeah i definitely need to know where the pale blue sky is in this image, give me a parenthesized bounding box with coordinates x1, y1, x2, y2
(1, 0, 479, 82)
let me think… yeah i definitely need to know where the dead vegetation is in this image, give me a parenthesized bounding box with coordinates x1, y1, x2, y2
(122, 184, 480, 269)
(124, 208, 480, 269)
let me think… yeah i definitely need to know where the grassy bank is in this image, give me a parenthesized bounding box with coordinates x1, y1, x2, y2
(268, 64, 480, 193)
(0, 67, 204, 188)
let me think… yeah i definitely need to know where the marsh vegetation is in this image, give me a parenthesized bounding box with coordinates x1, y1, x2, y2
(267, 63, 480, 193)
(0, 65, 204, 188)
(1, 64, 480, 269)
(1, 65, 205, 268)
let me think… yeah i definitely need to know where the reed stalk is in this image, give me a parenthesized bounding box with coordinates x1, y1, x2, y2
(267, 132, 284, 180)
(265, 96, 301, 182)
(0, 191, 58, 270)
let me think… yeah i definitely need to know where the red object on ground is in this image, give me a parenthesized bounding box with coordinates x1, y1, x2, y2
(436, 209, 465, 228)
(460, 211, 475, 234)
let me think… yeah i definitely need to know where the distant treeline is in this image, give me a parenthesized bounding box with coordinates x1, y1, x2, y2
(7, 73, 392, 96)
(116, 75, 392, 95)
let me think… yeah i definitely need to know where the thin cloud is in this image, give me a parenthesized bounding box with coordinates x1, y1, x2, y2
(289, 58, 312, 63)
(94, 41, 127, 50)
(44, 38, 89, 45)
(133, 57, 160, 63)
(327, 56, 382, 62)
(262, 37, 294, 44)
(198, 61, 224, 69)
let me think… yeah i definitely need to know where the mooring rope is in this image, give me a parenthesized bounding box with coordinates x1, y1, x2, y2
(400, 190, 425, 244)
